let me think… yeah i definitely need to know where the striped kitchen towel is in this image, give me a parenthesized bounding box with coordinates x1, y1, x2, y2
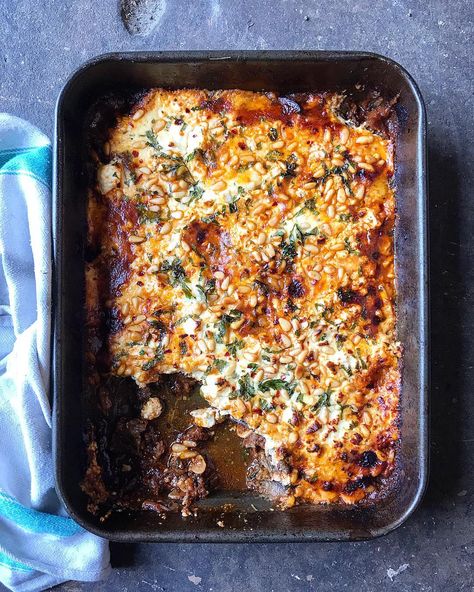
(0, 114, 110, 592)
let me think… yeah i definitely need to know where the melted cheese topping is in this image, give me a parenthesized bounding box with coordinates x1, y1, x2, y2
(87, 89, 400, 505)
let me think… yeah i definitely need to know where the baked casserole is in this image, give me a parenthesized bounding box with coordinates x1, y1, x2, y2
(83, 88, 400, 515)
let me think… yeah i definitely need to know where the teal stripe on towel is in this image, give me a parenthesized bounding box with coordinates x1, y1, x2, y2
(0, 551, 32, 573)
(0, 147, 33, 168)
(0, 145, 52, 189)
(0, 493, 83, 537)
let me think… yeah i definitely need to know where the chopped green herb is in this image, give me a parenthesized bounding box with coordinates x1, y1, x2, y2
(174, 313, 198, 326)
(254, 279, 271, 296)
(263, 346, 286, 354)
(290, 223, 319, 246)
(229, 190, 243, 213)
(216, 309, 243, 343)
(341, 364, 353, 376)
(355, 348, 367, 370)
(160, 258, 194, 298)
(339, 213, 353, 222)
(259, 398, 274, 411)
(185, 149, 198, 162)
(258, 378, 296, 394)
(344, 237, 359, 255)
(136, 203, 161, 224)
(189, 184, 204, 203)
(281, 239, 297, 262)
(213, 359, 228, 371)
(283, 155, 298, 178)
(141, 345, 164, 371)
(268, 127, 278, 141)
(311, 389, 332, 412)
(266, 150, 283, 161)
(294, 198, 319, 217)
(238, 374, 255, 400)
(226, 339, 244, 357)
(145, 130, 161, 150)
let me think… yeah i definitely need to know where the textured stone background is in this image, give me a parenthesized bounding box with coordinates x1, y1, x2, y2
(1, 1, 473, 590)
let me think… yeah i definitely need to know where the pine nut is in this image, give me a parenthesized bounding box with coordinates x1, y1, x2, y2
(150, 196, 166, 205)
(340, 127, 349, 144)
(356, 135, 374, 144)
(211, 180, 227, 191)
(153, 119, 166, 132)
(172, 443, 188, 453)
(278, 317, 292, 332)
(188, 455, 206, 474)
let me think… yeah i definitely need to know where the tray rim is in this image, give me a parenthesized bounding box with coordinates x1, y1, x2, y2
(52, 49, 429, 542)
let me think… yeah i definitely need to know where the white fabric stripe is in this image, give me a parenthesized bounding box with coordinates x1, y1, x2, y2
(0, 114, 110, 592)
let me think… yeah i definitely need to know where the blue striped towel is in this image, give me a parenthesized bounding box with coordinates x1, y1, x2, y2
(0, 114, 110, 592)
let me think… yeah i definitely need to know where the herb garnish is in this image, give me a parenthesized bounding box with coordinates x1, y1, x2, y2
(226, 339, 244, 357)
(344, 237, 359, 255)
(213, 359, 228, 371)
(259, 398, 274, 411)
(145, 130, 161, 150)
(289, 223, 319, 246)
(258, 378, 296, 394)
(215, 309, 243, 343)
(283, 154, 298, 178)
(188, 183, 204, 203)
(160, 258, 194, 298)
(136, 203, 161, 224)
(294, 198, 319, 218)
(268, 127, 278, 141)
(237, 374, 256, 400)
(141, 345, 164, 371)
(311, 389, 332, 412)
(266, 150, 283, 161)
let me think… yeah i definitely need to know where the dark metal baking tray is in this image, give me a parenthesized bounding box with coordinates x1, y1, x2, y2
(53, 51, 428, 542)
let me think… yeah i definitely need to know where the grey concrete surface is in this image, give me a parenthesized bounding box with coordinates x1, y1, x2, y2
(1, 0, 473, 591)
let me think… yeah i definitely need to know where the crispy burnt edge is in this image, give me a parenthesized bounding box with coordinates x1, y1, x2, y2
(337, 86, 402, 506)
(81, 86, 402, 516)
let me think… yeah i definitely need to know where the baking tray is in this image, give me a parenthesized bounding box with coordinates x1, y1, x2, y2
(53, 51, 428, 542)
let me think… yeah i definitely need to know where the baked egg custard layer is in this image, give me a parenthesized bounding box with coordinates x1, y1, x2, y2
(87, 89, 400, 507)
